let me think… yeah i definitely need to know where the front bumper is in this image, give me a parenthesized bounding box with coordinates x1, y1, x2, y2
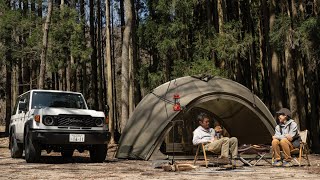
(30, 129, 110, 145)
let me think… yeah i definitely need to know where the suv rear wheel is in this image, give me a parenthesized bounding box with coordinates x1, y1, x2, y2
(10, 131, 23, 158)
(89, 145, 107, 163)
(24, 127, 41, 163)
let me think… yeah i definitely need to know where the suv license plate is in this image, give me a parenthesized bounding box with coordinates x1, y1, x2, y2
(69, 134, 85, 142)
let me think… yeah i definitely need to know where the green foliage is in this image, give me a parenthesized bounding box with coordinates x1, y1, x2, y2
(138, 0, 225, 90)
(213, 21, 254, 62)
(269, 16, 291, 52)
(0, 2, 42, 67)
(0, 6, 21, 63)
(296, 17, 320, 64)
(181, 58, 224, 77)
(48, 6, 91, 72)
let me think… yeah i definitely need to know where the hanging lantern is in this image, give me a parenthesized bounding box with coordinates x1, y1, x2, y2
(173, 93, 181, 111)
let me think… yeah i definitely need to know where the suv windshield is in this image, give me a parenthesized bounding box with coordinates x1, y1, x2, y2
(31, 92, 86, 109)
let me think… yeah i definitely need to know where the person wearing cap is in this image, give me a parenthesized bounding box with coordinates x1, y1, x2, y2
(272, 108, 300, 167)
(192, 112, 238, 166)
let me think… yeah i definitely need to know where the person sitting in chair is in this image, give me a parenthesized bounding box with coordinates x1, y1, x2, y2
(192, 113, 238, 165)
(272, 108, 301, 167)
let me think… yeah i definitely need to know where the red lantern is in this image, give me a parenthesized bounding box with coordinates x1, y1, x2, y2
(173, 93, 181, 111)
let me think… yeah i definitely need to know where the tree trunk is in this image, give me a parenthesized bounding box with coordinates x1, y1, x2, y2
(79, 0, 87, 96)
(66, 58, 71, 91)
(90, 0, 98, 110)
(285, 30, 300, 128)
(22, 60, 30, 92)
(259, 0, 270, 108)
(37, 0, 42, 17)
(120, 0, 133, 132)
(269, 0, 283, 111)
(30, 59, 37, 89)
(5, 53, 12, 136)
(31, 0, 35, 13)
(133, 0, 141, 106)
(296, 57, 307, 130)
(206, 0, 212, 26)
(97, 0, 103, 110)
(285, 0, 300, 127)
(39, 0, 53, 89)
(111, 0, 119, 137)
(129, 0, 139, 113)
(129, 45, 134, 113)
(217, 0, 225, 69)
(217, 0, 224, 33)
(314, 0, 319, 16)
(309, 64, 320, 151)
(70, 54, 76, 91)
(17, 59, 23, 95)
(105, 0, 115, 144)
(120, 0, 125, 41)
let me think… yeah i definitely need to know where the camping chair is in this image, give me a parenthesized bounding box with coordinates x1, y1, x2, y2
(272, 130, 311, 166)
(193, 143, 219, 168)
(291, 130, 311, 166)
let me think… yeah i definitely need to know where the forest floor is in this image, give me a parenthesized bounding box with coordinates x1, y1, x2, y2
(1, 124, 320, 180)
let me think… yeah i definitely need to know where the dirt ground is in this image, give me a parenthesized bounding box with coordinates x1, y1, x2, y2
(1, 137, 320, 180)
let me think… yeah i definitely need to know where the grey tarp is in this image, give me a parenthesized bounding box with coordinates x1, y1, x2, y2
(116, 76, 276, 160)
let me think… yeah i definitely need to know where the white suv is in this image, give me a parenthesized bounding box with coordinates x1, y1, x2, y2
(9, 90, 110, 163)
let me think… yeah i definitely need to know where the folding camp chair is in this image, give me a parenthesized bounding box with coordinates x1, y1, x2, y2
(272, 130, 311, 166)
(193, 143, 220, 168)
(291, 130, 311, 166)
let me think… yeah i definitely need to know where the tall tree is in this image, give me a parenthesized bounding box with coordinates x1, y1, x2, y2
(259, 0, 270, 107)
(90, 0, 98, 109)
(5, 50, 12, 136)
(285, 0, 300, 127)
(38, 0, 42, 17)
(120, 0, 133, 131)
(97, 0, 103, 110)
(39, 0, 53, 89)
(269, 0, 283, 112)
(105, 0, 115, 144)
(79, 0, 87, 95)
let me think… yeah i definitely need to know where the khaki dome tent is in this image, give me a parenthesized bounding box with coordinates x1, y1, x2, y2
(116, 76, 276, 160)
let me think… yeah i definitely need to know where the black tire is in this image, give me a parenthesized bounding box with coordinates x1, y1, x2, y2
(89, 145, 107, 163)
(61, 149, 74, 158)
(10, 132, 23, 158)
(24, 127, 41, 163)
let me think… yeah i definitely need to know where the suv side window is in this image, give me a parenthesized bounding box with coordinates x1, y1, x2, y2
(14, 92, 30, 114)
(23, 92, 30, 111)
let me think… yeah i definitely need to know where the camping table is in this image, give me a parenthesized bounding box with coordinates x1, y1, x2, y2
(237, 144, 272, 166)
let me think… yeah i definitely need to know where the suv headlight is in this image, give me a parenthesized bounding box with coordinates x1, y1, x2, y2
(95, 118, 104, 127)
(43, 116, 55, 126)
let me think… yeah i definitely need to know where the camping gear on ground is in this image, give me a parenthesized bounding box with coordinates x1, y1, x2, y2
(238, 144, 272, 166)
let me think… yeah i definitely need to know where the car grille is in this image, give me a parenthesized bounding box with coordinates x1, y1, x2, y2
(43, 115, 98, 127)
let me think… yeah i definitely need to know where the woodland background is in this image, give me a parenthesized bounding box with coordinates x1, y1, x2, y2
(0, 0, 320, 151)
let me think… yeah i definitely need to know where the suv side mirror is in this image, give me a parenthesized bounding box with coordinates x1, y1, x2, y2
(18, 101, 27, 112)
(104, 105, 109, 115)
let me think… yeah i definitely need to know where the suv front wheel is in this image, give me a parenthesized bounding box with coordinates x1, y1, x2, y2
(24, 127, 41, 163)
(10, 131, 23, 158)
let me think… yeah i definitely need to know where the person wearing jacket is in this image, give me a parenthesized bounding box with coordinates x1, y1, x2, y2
(192, 113, 238, 165)
(272, 108, 300, 167)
